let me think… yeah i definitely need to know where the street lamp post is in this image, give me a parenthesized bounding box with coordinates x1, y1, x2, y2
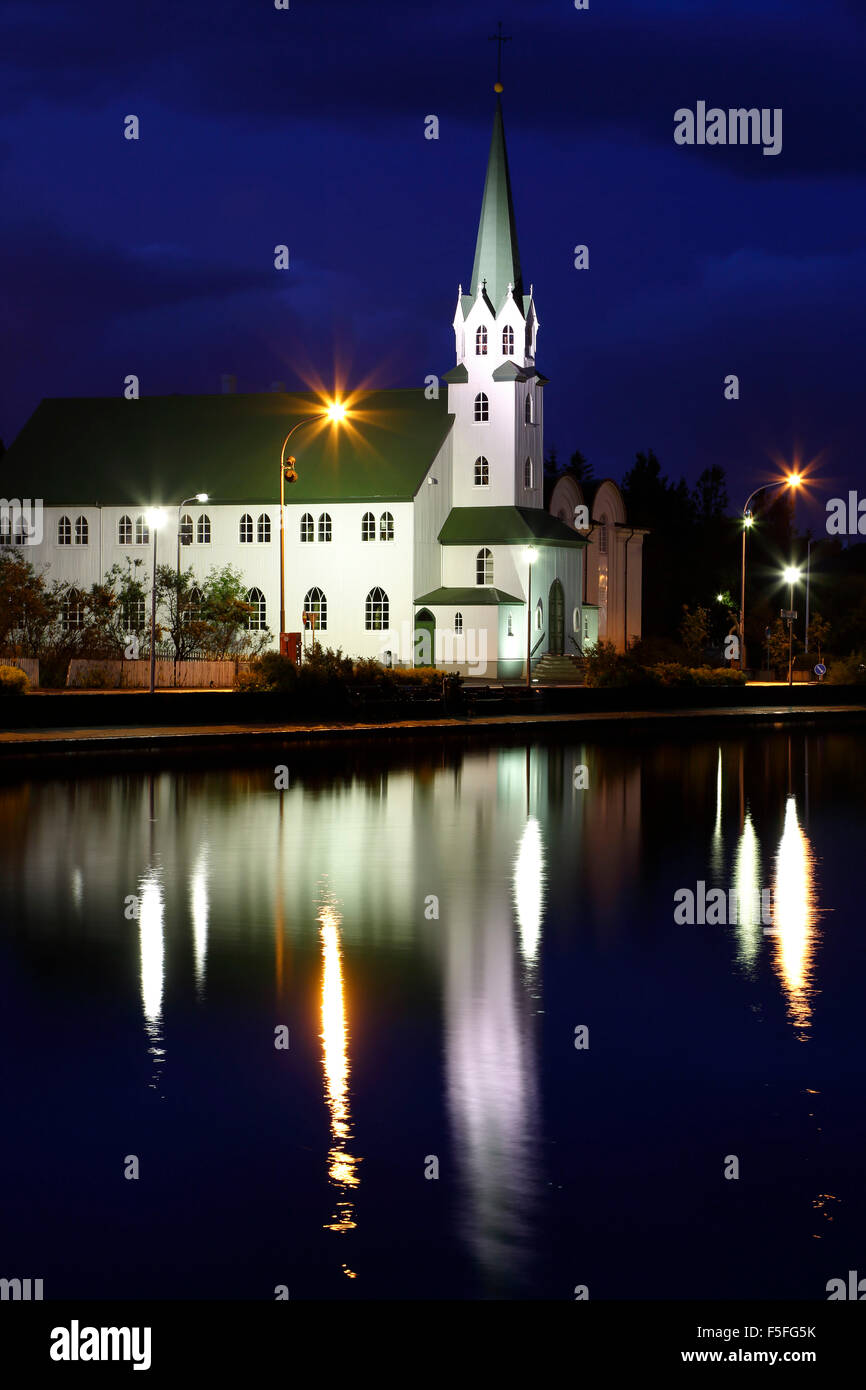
(278, 403, 346, 653)
(146, 508, 166, 695)
(783, 565, 801, 687)
(740, 473, 800, 672)
(176, 493, 209, 581)
(524, 546, 538, 688)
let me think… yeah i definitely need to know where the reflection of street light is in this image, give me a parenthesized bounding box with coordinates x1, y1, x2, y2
(146, 508, 166, 695)
(783, 565, 801, 687)
(524, 546, 538, 688)
(279, 401, 348, 651)
(740, 474, 801, 671)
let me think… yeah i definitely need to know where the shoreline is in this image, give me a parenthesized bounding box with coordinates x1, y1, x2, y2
(0, 702, 864, 772)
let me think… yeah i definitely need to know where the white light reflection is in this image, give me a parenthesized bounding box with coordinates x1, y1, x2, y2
(513, 816, 545, 966)
(771, 795, 818, 1039)
(732, 813, 762, 974)
(191, 848, 209, 993)
(710, 748, 724, 875)
(139, 869, 166, 1085)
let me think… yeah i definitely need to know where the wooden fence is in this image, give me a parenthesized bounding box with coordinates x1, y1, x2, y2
(67, 659, 246, 689)
(0, 656, 39, 684)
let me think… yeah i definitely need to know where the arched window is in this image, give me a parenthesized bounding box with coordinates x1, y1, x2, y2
(379, 512, 394, 542)
(365, 586, 389, 630)
(474, 456, 489, 487)
(62, 588, 84, 631)
(318, 513, 332, 543)
(179, 514, 194, 546)
(474, 392, 489, 423)
(598, 518, 608, 555)
(246, 587, 266, 630)
(502, 324, 514, 355)
(476, 548, 493, 585)
(257, 513, 271, 543)
(525, 394, 533, 425)
(454, 612, 463, 635)
(57, 515, 72, 546)
(134, 515, 150, 545)
(507, 613, 514, 637)
(122, 594, 146, 631)
(303, 586, 327, 631)
(300, 513, 314, 543)
(74, 515, 88, 545)
(196, 513, 211, 545)
(536, 600, 543, 630)
(239, 513, 253, 543)
(0, 511, 10, 544)
(476, 325, 487, 355)
(184, 586, 203, 625)
(361, 511, 375, 542)
(118, 515, 133, 545)
(524, 457, 532, 489)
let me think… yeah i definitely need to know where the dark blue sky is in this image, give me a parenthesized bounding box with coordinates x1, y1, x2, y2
(2, 0, 863, 532)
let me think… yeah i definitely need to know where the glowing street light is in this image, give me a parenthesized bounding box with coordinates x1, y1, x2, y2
(279, 402, 349, 651)
(146, 508, 166, 695)
(524, 545, 538, 689)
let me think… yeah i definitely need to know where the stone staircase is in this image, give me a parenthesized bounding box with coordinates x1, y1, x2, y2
(530, 652, 585, 684)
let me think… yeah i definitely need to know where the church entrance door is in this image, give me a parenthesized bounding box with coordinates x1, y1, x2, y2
(414, 609, 435, 667)
(549, 580, 564, 655)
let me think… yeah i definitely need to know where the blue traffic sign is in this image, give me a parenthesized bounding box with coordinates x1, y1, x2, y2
(814, 663, 827, 676)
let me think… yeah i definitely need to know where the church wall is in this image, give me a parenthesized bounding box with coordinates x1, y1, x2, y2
(412, 429, 454, 599)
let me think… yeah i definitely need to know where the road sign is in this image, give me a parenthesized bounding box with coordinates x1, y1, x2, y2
(780, 609, 798, 620)
(814, 662, 827, 677)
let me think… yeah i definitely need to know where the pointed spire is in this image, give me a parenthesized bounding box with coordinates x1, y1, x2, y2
(470, 96, 524, 313)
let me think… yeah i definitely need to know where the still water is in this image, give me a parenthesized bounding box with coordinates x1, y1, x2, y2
(0, 730, 863, 1300)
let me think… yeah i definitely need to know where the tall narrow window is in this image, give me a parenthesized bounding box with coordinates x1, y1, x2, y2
(246, 587, 266, 630)
(300, 513, 314, 543)
(598, 519, 608, 555)
(196, 513, 211, 544)
(118, 515, 133, 545)
(454, 612, 463, 635)
(62, 589, 84, 630)
(74, 515, 89, 546)
(474, 456, 489, 487)
(379, 512, 394, 542)
(135, 515, 150, 545)
(502, 324, 514, 355)
(257, 513, 271, 543)
(0, 511, 11, 544)
(525, 394, 533, 425)
(474, 392, 489, 422)
(122, 595, 146, 631)
(361, 511, 375, 542)
(184, 587, 203, 625)
(507, 613, 514, 637)
(304, 586, 327, 631)
(536, 600, 543, 630)
(524, 457, 532, 489)
(239, 514, 253, 543)
(365, 586, 389, 630)
(57, 515, 72, 546)
(179, 514, 194, 546)
(476, 548, 493, 585)
(476, 325, 487, 355)
(318, 513, 332, 543)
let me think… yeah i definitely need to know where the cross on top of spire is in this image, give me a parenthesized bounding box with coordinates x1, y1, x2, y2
(488, 20, 512, 86)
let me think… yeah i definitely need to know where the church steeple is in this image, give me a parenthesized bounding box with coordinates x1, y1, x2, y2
(470, 98, 524, 313)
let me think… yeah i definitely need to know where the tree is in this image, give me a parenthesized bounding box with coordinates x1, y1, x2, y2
(198, 564, 270, 659)
(808, 612, 831, 664)
(679, 604, 711, 664)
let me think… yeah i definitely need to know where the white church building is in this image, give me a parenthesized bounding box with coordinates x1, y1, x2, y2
(2, 94, 643, 677)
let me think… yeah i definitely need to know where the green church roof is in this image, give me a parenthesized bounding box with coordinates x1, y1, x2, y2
(1, 390, 454, 506)
(415, 585, 524, 607)
(470, 99, 524, 313)
(438, 506, 586, 547)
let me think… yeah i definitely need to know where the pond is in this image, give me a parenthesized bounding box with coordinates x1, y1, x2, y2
(0, 728, 862, 1300)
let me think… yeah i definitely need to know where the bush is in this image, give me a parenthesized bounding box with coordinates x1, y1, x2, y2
(70, 663, 118, 689)
(0, 664, 29, 694)
(582, 642, 658, 688)
(649, 662, 748, 687)
(825, 653, 866, 685)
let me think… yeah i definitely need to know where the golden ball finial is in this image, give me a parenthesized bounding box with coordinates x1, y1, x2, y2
(494, 82, 503, 93)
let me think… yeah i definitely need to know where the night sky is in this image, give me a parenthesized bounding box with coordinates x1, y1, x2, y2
(2, 0, 863, 532)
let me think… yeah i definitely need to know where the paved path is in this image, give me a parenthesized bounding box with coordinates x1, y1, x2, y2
(0, 703, 864, 759)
